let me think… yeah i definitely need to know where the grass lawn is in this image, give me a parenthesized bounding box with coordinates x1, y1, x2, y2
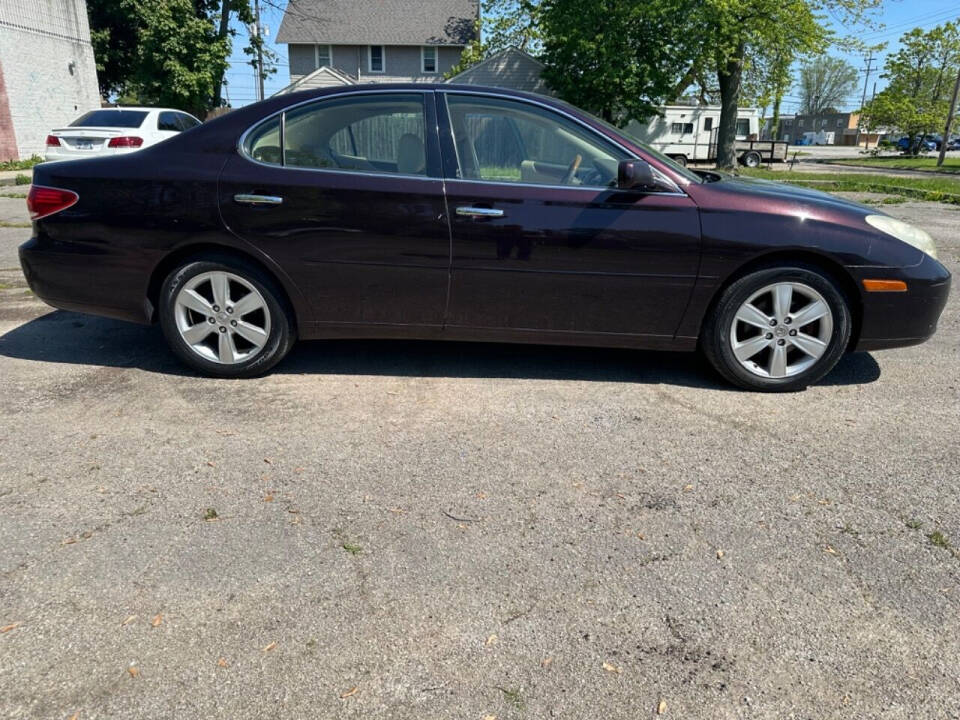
(830, 155, 960, 174)
(738, 168, 960, 205)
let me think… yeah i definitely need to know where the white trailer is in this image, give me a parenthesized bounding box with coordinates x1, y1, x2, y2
(626, 105, 788, 167)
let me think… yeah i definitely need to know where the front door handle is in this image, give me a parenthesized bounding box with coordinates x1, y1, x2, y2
(456, 206, 504, 218)
(234, 193, 283, 206)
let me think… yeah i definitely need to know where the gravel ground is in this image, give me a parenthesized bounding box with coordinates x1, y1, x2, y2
(1, 188, 959, 720)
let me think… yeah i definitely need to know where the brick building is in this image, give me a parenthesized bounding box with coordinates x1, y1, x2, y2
(0, 0, 101, 160)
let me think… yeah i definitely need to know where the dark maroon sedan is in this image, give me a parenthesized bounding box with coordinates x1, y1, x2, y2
(20, 85, 950, 390)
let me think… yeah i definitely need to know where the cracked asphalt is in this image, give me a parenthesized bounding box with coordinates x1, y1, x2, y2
(1, 188, 959, 719)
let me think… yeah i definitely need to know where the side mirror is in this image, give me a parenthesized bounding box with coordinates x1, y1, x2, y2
(617, 159, 656, 190)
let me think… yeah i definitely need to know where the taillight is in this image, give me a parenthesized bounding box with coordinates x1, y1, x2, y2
(107, 136, 143, 148)
(45, 135, 61, 147)
(27, 185, 79, 220)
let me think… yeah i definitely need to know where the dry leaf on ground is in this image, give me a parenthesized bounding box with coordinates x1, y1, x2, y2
(127, 667, 140, 678)
(217, 657, 228, 668)
(1, 622, 21, 633)
(264, 494, 274, 502)
(541, 657, 553, 668)
(485, 634, 497, 646)
(340, 687, 358, 698)
(716, 549, 725, 559)
(602, 661, 621, 674)
(262, 641, 277, 652)
(151, 614, 163, 627)
(657, 699, 667, 714)
(121, 615, 137, 626)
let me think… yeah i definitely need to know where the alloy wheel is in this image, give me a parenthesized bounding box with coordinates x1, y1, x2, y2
(173, 270, 272, 365)
(729, 281, 833, 379)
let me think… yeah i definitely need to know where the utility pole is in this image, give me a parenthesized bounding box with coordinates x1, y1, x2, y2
(938, 64, 960, 167)
(254, 0, 265, 103)
(856, 52, 875, 148)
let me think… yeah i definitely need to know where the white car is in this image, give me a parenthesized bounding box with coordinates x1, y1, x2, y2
(44, 107, 202, 161)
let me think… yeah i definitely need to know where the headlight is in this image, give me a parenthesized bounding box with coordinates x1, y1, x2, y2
(865, 214, 938, 260)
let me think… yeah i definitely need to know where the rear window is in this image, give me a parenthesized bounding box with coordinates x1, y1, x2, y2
(70, 110, 148, 128)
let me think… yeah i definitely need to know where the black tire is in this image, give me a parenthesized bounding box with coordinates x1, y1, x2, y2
(158, 253, 296, 378)
(740, 150, 761, 168)
(701, 265, 852, 392)
(669, 154, 688, 167)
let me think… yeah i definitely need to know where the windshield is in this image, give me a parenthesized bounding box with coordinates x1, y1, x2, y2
(551, 99, 704, 184)
(70, 110, 148, 128)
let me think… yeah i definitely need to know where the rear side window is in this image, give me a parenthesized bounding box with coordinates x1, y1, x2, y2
(71, 110, 148, 128)
(158, 112, 181, 131)
(178, 114, 201, 130)
(244, 93, 428, 176)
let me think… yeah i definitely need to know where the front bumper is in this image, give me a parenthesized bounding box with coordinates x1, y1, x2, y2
(852, 252, 951, 351)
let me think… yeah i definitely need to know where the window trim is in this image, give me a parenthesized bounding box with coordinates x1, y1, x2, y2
(238, 88, 441, 181)
(315, 43, 332, 68)
(421, 46, 437, 74)
(368, 45, 385, 73)
(437, 89, 685, 195)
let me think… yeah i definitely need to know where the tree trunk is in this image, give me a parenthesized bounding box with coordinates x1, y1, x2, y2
(770, 92, 782, 140)
(212, 0, 231, 108)
(715, 46, 744, 170)
(938, 66, 960, 167)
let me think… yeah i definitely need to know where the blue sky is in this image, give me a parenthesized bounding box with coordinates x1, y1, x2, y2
(221, 0, 960, 110)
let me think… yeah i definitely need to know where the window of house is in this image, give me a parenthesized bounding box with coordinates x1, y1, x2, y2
(735, 118, 750, 137)
(316, 44, 331, 67)
(277, 93, 426, 175)
(445, 94, 627, 186)
(671, 122, 694, 134)
(836, 118, 844, 127)
(798, 118, 805, 127)
(703, 117, 713, 131)
(369, 45, 384, 73)
(422, 46, 437, 73)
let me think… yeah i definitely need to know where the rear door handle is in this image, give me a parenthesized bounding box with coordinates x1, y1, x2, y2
(234, 193, 283, 206)
(456, 206, 504, 218)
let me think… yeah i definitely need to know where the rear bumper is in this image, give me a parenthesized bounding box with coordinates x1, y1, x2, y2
(19, 236, 151, 324)
(852, 253, 951, 351)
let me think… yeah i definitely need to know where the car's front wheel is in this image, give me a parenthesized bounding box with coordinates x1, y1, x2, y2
(702, 265, 852, 391)
(158, 254, 295, 377)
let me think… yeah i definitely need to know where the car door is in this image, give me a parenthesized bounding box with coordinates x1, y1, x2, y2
(437, 91, 701, 342)
(156, 111, 182, 143)
(218, 90, 450, 327)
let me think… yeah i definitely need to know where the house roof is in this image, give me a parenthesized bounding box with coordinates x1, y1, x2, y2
(446, 47, 553, 96)
(272, 66, 356, 96)
(276, 0, 478, 45)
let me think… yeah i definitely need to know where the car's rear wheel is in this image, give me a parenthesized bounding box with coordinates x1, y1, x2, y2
(158, 255, 295, 377)
(702, 265, 852, 391)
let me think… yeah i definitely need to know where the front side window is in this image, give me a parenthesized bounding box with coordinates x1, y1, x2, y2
(369, 45, 384, 73)
(422, 46, 437, 73)
(444, 94, 627, 187)
(704, 117, 713, 131)
(244, 93, 427, 175)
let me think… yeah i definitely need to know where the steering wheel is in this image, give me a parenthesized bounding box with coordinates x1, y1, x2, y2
(560, 153, 583, 185)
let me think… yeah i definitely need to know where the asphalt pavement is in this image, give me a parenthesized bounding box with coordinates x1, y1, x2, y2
(1, 187, 959, 719)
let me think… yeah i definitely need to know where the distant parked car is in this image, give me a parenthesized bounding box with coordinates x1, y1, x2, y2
(44, 107, 201, 161)
(896, 136, 936, 153)
(947, 137, 960, 151)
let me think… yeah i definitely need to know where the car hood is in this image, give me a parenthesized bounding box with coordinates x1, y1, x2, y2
(701, 172, 877, 216)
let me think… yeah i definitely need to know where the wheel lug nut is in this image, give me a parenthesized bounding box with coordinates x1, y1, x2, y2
(766, 333, 773, 340)
(213, 305, 220, 312)
(789, 329, 797, 336)
(769, 319, 777, 326)
(777, 339, 786, 346)
(208, 317, 215, 324)
(230, 320, 237, 327)
(226, 306, 233, 314)
(219, 326, 226, 333)
(784, 317, 792, 325)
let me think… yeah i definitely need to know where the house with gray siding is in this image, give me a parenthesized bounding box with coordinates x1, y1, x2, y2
(274, 0, 478, 95)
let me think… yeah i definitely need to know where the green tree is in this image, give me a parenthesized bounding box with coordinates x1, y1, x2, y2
(88, 0, 259, 115)
(446, 0, 542, 78)
(860, 22, 960, 154)
(798, 56, 859, 115)
(539, 0, 702, 124)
